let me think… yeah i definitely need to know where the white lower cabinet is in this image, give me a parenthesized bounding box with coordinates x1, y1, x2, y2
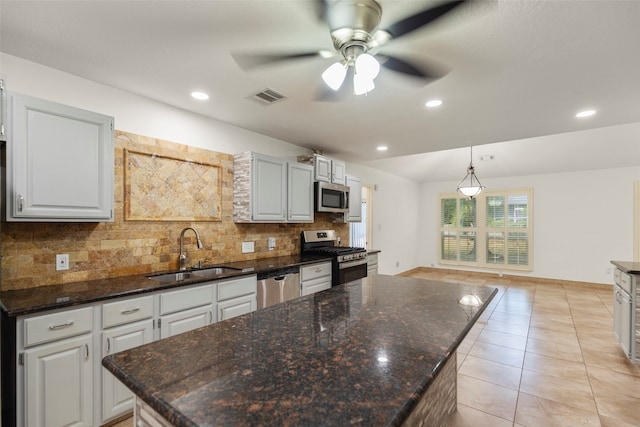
(23, 333, 93, 427)
(217, 276, 257, 322)
(218, 295, 255, 321)
(300, 262, 332, 296)
(159, 305, 214, 339)
(158, 283, 215, 339)
(11, 274, 260, 427)
(367, 253, 379, 275)
(101, 319, 153, 422)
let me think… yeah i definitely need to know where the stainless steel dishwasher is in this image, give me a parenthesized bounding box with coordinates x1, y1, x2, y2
(257, 266, 300, 309)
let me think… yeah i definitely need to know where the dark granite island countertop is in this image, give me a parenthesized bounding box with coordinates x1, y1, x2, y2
(103, 274, 497, 426)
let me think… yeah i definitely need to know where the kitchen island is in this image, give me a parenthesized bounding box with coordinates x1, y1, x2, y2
(103, 274, 497, 426)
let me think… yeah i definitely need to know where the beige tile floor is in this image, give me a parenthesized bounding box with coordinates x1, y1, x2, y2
(405, 269, 640, 427)
(109, 270, 640, 427)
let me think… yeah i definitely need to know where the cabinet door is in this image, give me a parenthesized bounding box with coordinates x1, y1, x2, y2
(314, 154, 332, 182)
(24, 334, 93, 427)
(0, 77, 6, 141)
(159, 305, 213, 339)
(218, 295, 256, 321)
(344, 175, 362, 222)
(251, 153, 287, 221)
(331, 159, 346, 184)
(301, 276, 332, 296)
(101, 319, 154, 423)
(287, 162, 314, 222)
(7, 92, 114, 221)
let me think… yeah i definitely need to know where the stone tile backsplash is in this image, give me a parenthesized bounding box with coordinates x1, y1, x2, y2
(1, 131, 347, 291)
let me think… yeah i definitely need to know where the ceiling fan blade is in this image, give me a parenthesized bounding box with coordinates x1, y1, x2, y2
(312, 0, 330, 22)
(377, 54, 448, 80)
(232, 51, 326, 71)
(383, 0, 467, 39)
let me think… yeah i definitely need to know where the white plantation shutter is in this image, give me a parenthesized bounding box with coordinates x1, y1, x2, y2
(439, 189, 532, 271)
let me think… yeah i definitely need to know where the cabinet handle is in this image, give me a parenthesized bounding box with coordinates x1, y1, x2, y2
(209, 311, 213, 324)
(106, 337, 111, 354)
(84, 343, 90, 361)
(49, 321, 74, 330)
(18, 195, 24, 212)
(315, 268, 322, 273)
(121, 307, 140, 315)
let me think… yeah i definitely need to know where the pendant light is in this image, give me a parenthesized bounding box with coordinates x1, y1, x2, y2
(457, 146, 485, 199)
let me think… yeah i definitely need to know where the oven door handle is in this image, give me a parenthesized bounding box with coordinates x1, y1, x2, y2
(339, 258, 368, 269)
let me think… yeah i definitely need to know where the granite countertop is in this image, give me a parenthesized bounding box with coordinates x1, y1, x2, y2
(611, 260, 640, 275)
(0, 255, 332, 317)
(103, 274, 497, 426)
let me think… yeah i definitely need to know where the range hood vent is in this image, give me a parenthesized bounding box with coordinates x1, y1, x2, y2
(248, 88, 287, 106)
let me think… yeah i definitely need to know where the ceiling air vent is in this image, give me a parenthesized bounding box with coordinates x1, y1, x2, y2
(248, 88, 287, 106)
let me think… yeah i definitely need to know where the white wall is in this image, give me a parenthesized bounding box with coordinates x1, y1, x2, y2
(419, 166, 640, 285)
(346, 163, 421, 275)
(1, 53, 421, 273)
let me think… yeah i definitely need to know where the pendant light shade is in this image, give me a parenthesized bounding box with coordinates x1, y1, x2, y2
(457, 146, 485, 198)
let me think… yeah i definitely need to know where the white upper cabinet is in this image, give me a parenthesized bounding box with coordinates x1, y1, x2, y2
(331, 159, 346, 184)
(344, 174, 362, 222)
(234, 152, 313, 223)
(313, 154, 346, 184)
(0, 77, 6, 141)
(6, 92, 114, 221)
(287, 162, 314, 222)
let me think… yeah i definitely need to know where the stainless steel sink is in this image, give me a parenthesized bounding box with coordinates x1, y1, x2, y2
(147, 266, 241, 282)
(147, 272, 199, 282)
(191, 266, 241, 277)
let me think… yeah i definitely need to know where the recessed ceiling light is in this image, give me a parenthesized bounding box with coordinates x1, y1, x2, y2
(425, 99, 443, 108)
(575, 109, 596, 118)
(377, 145, 388, 151)
(191, 91, 209, 100)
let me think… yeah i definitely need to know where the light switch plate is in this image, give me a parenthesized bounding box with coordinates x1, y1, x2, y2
(268, 237, 276, 250)
(242, 241, 255, 253)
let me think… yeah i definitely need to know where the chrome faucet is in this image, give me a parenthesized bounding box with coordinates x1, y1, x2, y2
(179, 227, 204, 270)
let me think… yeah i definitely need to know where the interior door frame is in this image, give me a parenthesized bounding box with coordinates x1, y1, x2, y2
(634, 181, 639, 262)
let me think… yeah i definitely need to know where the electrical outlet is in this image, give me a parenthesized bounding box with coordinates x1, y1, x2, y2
(268, 237, 276, 250)
(242, 241, 255, 253)
(56, 254, 69, 271)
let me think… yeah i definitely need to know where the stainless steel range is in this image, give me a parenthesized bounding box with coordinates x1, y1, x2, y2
(301, 230, 368, 286)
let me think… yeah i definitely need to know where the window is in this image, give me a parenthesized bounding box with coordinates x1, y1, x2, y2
(439, 189, 533, 271)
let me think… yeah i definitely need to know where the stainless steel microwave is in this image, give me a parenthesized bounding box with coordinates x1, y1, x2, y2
(315, 181, 350, 213)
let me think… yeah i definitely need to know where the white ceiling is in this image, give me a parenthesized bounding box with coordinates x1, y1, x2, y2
(1, 0, 639, 182)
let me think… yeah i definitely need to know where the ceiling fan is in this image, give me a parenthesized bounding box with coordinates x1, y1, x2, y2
(232, 0, 468, 97)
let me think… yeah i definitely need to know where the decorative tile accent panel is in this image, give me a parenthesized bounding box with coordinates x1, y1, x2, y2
(0, 131, 348, 291)
(401, 352, 457, 427)
(124, 149, 222, 221)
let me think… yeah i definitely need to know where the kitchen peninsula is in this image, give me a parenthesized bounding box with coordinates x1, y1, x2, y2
(103, 274, 497, 426)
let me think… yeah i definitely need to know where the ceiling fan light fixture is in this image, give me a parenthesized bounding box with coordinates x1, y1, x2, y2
(354, 73, 375, 95)
(457, 146, 485, 199)
(322, 61, 348, 91)
(355, 53, 380, 80)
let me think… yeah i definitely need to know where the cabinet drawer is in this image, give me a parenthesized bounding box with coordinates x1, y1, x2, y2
(218, 276, 257, 301)
(160, 284, 213, 315)
(619, 272, 632, 294)
(24, 306, 93, 347)
(614, 268, 621, 285)
(301, 262, 332, 282)
(102, 295, 154, 328)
